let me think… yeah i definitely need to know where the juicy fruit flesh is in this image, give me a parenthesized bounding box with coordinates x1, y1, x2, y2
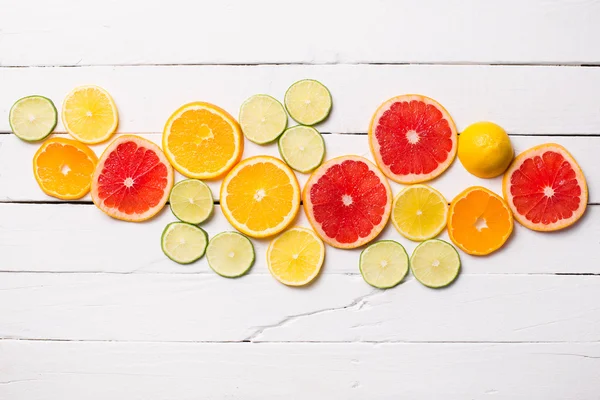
(360, 241, 408, 288)
(268, 228, 324, 285)
(96, 141, 170, 215)
(392, 186, 447, 240)
(11, 97, 56, 140)
(163, 223, 208, 264)
(509, 150, 582, 225)
(309, 159, 389, 244)
(170, 180, 213, 224)
(63, 87, 116, 141)
(411, 240, 460, 288)
(285, 80, 331, 125)
(374, 100, 454, 176)
(207, 232, 254, 277)
(240, 95, 287, 143)
(279, 126, 324, 172)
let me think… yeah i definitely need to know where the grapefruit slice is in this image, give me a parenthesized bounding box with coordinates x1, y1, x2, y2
(91, 135, 174, 222)
(303, 155, 392, 249)
(369, 94, 458, 184)
(503, 143, 587, 232)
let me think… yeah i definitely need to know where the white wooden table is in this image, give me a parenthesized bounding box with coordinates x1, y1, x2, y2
(1, 1, 600, 398)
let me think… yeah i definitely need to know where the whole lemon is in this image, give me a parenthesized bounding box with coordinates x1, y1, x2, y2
(458, 122, 514, 178)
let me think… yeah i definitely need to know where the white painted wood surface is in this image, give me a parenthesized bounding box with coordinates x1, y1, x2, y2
(1, 0, 600, 398)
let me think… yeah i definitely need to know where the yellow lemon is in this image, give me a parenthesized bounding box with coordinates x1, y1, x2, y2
(458, 122, 513, 178)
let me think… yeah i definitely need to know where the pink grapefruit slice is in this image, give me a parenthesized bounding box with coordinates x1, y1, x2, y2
(303, 155, 392, 249)
(503, 143, 587, 232)
(91, 135, 174, 222)
(369, 94, 458, 184)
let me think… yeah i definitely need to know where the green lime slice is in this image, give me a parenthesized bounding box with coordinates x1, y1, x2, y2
(284, 79, 332, 125)
(410, 239, 461, 288)
(206, 232, 255, 278)
(169, 179, 214, 224)
(161, 222, 209, 264)
(359, 240, 409, 289)
(239, 94, 288, 144)
(278, 125, 325, 173)
(9, 95, 57, 142)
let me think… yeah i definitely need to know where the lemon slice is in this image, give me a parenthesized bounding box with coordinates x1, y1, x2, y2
(206, 232, 255, 278)
(391, 184, 448, 241)
(359, 240, 409, 289)
(169, 179, 214, 224)
(267, 227, 325, 286)
(410, 239, 461, 288)
(9, 95, 57, 141)
(161, 222, 208, 264)
(284, 79, 332, 125)
(278, 126, 325, 173)
(239, 94, 288, 144)
(62, 85, 119, 144)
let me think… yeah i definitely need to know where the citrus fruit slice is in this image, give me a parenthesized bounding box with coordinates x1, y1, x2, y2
(502, 143, 587, 232)
(410, 239, 460, 288)
(239, 94, 287, 144)
(62, 85, 118, 144)
(163, 102, 243, 180)
(91, 135, 174, 222)
(369, 94, 458, 184)
(33, 137, 98, 200)
(10, 95, 57, 141)
(206, 232, 255, 278)
(303, 155, 392, 249)
(169, 179, 214, 224)
(221, 156, 300, 238)
(359, 240, 409, 289)
(267, 227, 325, 286)
(447, 186, 513, 256)
(278, 125, 325, 173)
(161, 222, 208, 264)
(458, 121, 514, 178)
(391, 184, 448, 241)
(284, 79, 332, 125)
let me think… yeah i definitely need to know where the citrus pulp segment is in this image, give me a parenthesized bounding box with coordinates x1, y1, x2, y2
(447, 186, 513, 256)
(284, 79, 332, 125)
(91, 135, 174, 222)
(220, 156, 300, 238)
(391, 184, 448, 241)
(369, 94, 458, 184)
(206, 232, 255, 278)
(502, 143, 587, 232)
(32, 137, 98, 200)
(163, 102, 243, 179)
(359, 240, 409, 289)
(267, 227, 325, 286)
(278, 125, 325, 173)
(10, 95, 57, 141)
(239, 94, 287, 144)
(410, 239, 461, 288)
(303, 155, 392, 249)
(62, 85, 119, 144)
(161, 222, 208, 264)
(169, 179, 214, 224)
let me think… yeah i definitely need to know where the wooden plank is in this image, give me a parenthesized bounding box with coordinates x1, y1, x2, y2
(1, 0, 599, 66)
(1, 133, 599, 203)
(0, 273, 598, 342)
(2, 65, 600, 135)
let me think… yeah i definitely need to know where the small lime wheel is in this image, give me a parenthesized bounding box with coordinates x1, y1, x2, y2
(9, 95, 57, 141)
(161, 222, 209, 264)
(239, 94, 288, 144)
(410, 239, 460, 288)
(206, 232, 255, 278)
(284, 79, 332, 125)
(359, 240, 409, 289)
(278, 126, 325, 173)
(169, 179, 214, 224)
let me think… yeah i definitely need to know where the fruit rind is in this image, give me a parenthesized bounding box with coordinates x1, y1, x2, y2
(10, 95, 58, 142)
(239, 94, 288, 144)
(161, 222, 208, 264)
(391, 184, 448, 241)
(277, 125, 325, 173)
(284, 79, 332, 126)
(359, 240, 409, 289)
(206, 231, 255, 278)
(169, 179, 214, 225)
(410, 239, 461, 289)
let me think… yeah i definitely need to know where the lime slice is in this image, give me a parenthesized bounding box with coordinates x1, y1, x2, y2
(391, 184, 448, 241)
(169, 179, 214, 224)
(284, 79, 332, 125)
(206, 232, 255, 278)
(161, 222, 208, 264)
(359, 240, 409, 289)
(239, 94, 287, 144)
(9, 95, 57, 141)
(410, 239, 461, 288)
(278, 126, 325, 173)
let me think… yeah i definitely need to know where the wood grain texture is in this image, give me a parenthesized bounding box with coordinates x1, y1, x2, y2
(1, 0, 599, 66)
(2, 65, 600, 135)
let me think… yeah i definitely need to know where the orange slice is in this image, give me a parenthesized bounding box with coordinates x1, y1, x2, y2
(447, 186, 513, 256)
(220, 156, 300, 238)
(163, 102, 243, 179)
(33, 137, 98, 200)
